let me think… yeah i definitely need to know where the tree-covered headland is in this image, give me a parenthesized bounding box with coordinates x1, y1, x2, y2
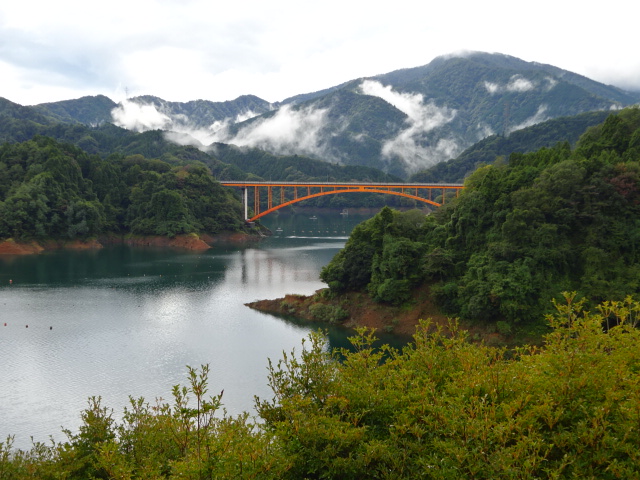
(321, 107, 640, 331)
(0, 136, 244, 241)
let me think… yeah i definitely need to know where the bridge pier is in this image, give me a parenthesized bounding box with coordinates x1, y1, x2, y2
(242, 187, 248, 221)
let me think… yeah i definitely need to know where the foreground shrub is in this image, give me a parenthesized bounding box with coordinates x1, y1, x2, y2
(308, 303, 349, 323)
(4, 295, 640, 479)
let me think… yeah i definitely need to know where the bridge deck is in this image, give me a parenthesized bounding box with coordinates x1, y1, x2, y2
(221, 181, 464, 188)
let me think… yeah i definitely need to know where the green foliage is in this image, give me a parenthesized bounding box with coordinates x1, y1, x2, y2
(4, 300, 640, 478)
(255, 299, 640, 479)
(308, 303, 349, 323)
(321, 207, 428, 303)
(411, 110, 612, 183)
(324, 107, 640, 327)
(0, 136, 244, 240)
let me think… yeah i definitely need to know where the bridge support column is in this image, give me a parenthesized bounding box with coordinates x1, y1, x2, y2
(242, 187, 248, 221)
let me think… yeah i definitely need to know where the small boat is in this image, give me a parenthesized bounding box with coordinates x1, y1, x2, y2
(276, 227, 283, 233)
(340, 209, 349, 216)
(310, 215, 318, 220)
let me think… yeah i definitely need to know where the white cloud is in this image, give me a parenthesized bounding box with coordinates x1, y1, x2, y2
(360, 80, 459, 172)
(507, 76, 535, 92)
(476, 123, 495, 139)
(208, 104, 335, 160)
(111, 100, 171, 131)
(544, 76, 558, 90)
(485, 75, 537, 94)
(508, 104, 549, 133)
(110, 99, 265, 146)
(163, 131, 202, 147)
(2, 0, 640, 106)
(484, 82, 501, 94)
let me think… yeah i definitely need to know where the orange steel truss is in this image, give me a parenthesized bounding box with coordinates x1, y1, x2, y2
(220, 181, 465, 222)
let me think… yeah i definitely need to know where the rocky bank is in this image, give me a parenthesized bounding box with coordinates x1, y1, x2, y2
(0, 232, 262, 255)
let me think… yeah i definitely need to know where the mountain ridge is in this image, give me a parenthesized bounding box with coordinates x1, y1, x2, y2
(3, 52, 639, 179)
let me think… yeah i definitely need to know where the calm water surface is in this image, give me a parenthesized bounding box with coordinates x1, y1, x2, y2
(0, 212, 384, 449)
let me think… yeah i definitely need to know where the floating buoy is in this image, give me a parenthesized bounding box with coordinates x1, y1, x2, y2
(26, 325, 28, 328)
(9, 279, 12, 284)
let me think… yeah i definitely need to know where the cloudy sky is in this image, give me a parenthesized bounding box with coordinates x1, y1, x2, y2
(2, 0, 638, 106)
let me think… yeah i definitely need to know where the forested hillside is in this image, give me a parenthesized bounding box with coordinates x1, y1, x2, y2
(410, 110, 612, 183)
(6, 52, 639, 180)
(3, 110, 640, 480)
(0, 136, 244, 240)
(321, 107, 640, 328)
(220, 52, 639, 177)
(0, 104, 412, 219)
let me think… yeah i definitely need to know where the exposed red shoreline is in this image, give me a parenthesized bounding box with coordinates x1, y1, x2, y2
(0, 232, 261, 255)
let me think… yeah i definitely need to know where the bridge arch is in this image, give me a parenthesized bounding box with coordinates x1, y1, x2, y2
(220, 181, 464, 222)
(250, 188, 441, 221)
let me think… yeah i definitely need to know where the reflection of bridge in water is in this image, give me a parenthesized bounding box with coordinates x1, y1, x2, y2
(221, 181, 465, 222)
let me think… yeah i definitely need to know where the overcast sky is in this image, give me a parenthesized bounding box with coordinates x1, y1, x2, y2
(2, 0, 639, 106)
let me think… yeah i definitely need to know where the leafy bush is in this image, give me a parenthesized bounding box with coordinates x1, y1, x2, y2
(4, 297, 640, 478)
(308, 303, 349, 324)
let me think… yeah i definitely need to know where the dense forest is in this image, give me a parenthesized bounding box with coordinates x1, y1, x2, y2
(0, 103, 412, 217)
(409, 110, 612, 183)
(0, 136, 244, 240)
(321, 107, 640, 329)
(0, 133, 411, 243)
(2, 299, 640, 478)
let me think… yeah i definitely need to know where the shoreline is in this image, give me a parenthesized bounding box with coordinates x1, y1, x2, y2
(247, 286, 538, 347)
(0, 231, 266, 256)
(246, 286, 451, 338)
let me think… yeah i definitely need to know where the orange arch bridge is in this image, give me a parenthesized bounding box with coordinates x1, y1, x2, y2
(221, 181, 464, 222)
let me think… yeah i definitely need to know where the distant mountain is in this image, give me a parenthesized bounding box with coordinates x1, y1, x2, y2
(3, 52, 640, 179)
(34, 95, 118, 125)
(0, 104, 402, 203)
(0, 97, 59, 125)
(410, 110, 613, 183)
(209, 52, 640, 177)
(113, 94, 274, 130)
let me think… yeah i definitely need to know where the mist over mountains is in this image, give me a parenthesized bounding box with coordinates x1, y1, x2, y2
(5, 52, 640, 179)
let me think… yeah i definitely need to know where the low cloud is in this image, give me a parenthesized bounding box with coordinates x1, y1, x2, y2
(545, 76, 558, 90)
(163, 131, 203, 147)
(111, 97, 338, 161)
(359, 80, 460, 172)
(208, 104, 336, 160)
(484, 74, 537, 94)
(484, 82, 501, 94)
(111, 99, 172, 131)
(508, 104, 549, 132)
(476, 123, 495, 139)
(111, 99, 263, 146)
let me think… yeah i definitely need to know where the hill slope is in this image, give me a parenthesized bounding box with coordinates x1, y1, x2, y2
(217, 52, 639, 177)
(12, 52, 637, 179)
(320, 107, 640, 327)
(410, 110, 613, 182)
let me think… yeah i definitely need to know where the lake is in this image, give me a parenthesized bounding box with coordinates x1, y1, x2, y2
(0, 211, 386, 450)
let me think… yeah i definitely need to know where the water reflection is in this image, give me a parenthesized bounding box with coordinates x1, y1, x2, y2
(0, 211, 410, 449)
